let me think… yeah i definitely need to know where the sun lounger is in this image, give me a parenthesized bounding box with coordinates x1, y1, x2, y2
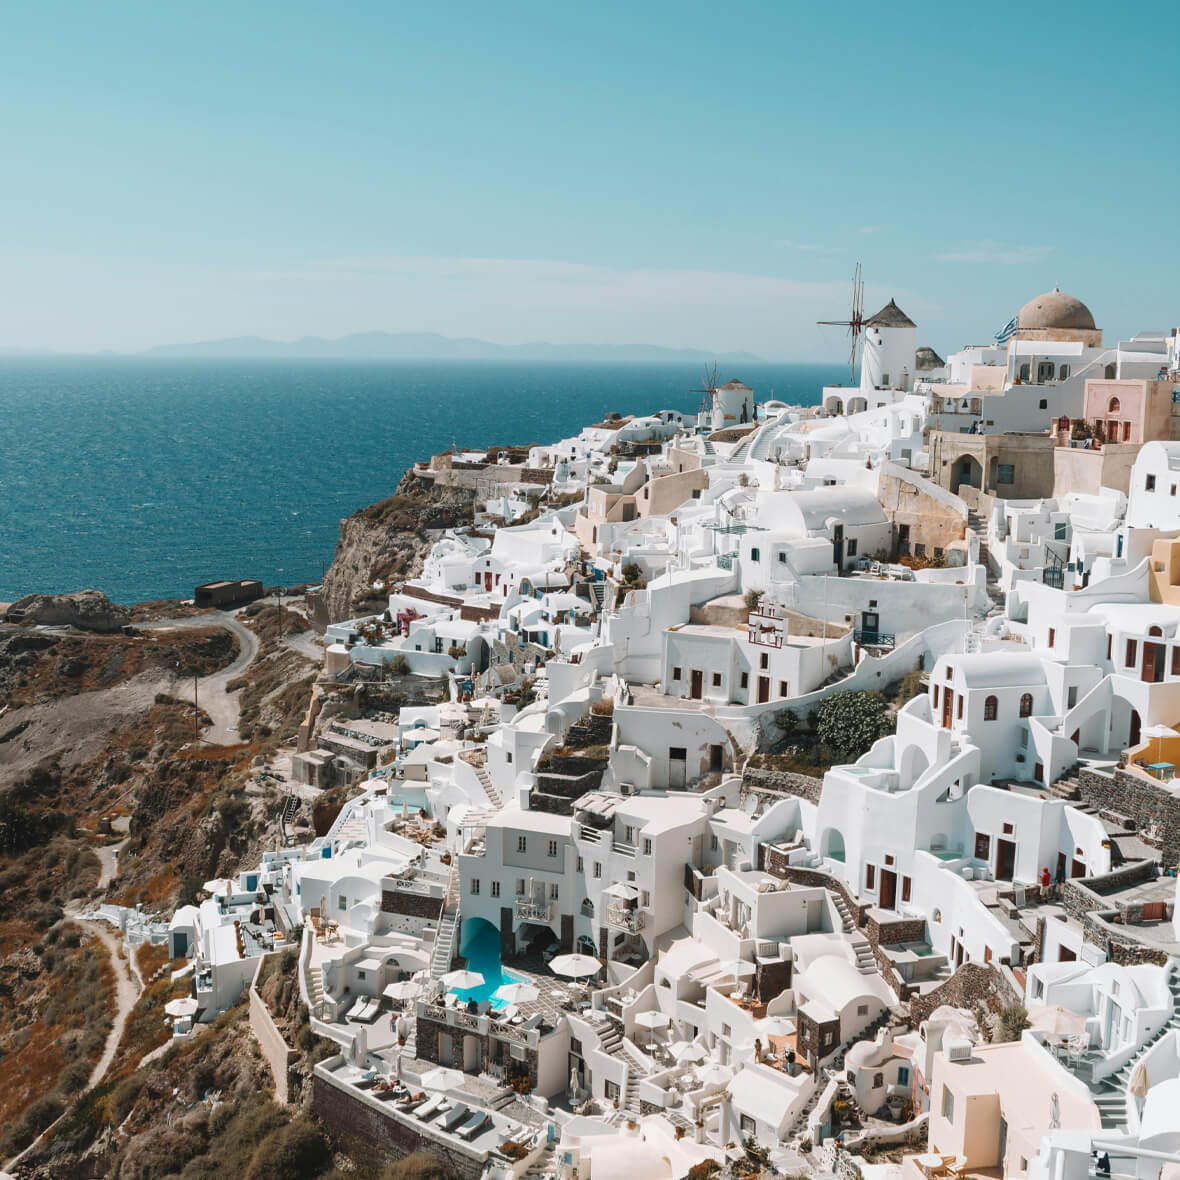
(345, 996, 367, 1021)
(439, 1103, 470, 1133)
(457, 1110, 490, 1140)
(414, 1094, 446, 1121)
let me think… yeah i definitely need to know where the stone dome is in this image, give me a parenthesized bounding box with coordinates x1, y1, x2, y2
(1018, 287, 1095, 331)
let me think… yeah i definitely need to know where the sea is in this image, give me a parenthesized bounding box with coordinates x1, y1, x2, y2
(0, 358, 841, 605)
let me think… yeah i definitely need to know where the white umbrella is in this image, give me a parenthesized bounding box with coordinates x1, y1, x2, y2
(669, 1041, 706, 1064)
(165, 996, 199, 1018)
(695, 1063, 732, 1086)
(202, 877, 233, 897)
(549, 953, 601, 979)
(604, 882, 639, 900)
(441, 968, 484, 991)
(720, 959, 756, 978)
(421, 1066, 464, 1091)
(1027, 1004, 1087, 1036)
(634, 1009, 670, 1046)
(758, 1016, 796, 1038)
(384, 980, 423, 1004)
(494, 981, 540, 1004)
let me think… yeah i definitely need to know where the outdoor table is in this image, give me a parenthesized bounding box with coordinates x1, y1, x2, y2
(917, 1154, 945, 1176)
(1146, 762, 1175, 781)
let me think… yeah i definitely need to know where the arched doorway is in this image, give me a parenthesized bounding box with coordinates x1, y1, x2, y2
(820, 828, 846, 863)
(951, 456, 983, 494)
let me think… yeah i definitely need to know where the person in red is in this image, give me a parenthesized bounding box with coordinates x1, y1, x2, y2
(1040, 866, 1052, 899)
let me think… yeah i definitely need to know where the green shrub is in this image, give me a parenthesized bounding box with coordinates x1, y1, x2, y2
(389, 654, 411, 676)
(815, 691, 895, 761)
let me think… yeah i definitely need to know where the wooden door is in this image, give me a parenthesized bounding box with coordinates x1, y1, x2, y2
(690, 669, 703, 700)
(1142, 642, 1164, 683)
(942, 689, 954, 729)
(996, 838, 1016, 881)
(758, 676, 770, 704)
(879, 870, 897, 910)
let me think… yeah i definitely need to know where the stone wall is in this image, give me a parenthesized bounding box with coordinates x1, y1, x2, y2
(741, 765, 824, 806)
(248, 957, 297, 1104)
(756, 957, 792, 1004)
(1078, 767, 1180, 867)
(313, 1071, 485, 1180)
(381, 888, 445, 922)
(908, 962, 1018, 1025)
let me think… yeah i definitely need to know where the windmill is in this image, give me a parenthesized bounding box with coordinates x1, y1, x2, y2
(817, 262, 866, 382)
(690, 362, 721, 421)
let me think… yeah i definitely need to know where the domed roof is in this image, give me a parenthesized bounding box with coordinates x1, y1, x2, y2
(1018, 287, 1095, 331)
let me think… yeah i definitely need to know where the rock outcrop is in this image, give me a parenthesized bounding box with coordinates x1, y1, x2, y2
(316, 470, 477, 623)
(4, 589, 132, 633)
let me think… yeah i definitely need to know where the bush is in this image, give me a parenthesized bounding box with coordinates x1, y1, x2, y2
(245, 1118, 331, 1179)
(774, 708, 800, 737)
(590, 697, 614, 716)
(388, 654, 411, 676)
(743, 589, 763, 611)
(815, 691, 895, 760)
(997, 1003, 1030, 1042)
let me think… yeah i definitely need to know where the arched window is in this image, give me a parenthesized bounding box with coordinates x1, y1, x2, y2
(984, 696, 999, 721)
(1060, 364, 1070, 380)
(1019, 693, 1033, 718)
(1149, 626, 1163, 637)
(1104, 363, 1116, 379)
(1108, 397, 1121, 414)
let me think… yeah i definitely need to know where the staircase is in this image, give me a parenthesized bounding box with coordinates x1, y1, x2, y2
(278, 794, 301, 846)
(305, 958, 325, 1016)
(832, 892, 856, 934)
(623, 1063, 643, 1115)
(1089, 962, 1180, 1130)
(473, 764, 503, 809)
(430, 870, 461, 979)
(851, 935, 876, 976)
(597, 1020, 623, 1056)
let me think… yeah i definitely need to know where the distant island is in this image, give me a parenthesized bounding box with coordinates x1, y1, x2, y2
(140, 331, 765, 363)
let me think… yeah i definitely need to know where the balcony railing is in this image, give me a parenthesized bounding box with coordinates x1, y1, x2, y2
(606, 902, 646, 932)
(515, 897, 553, 922)
(853, 629, 895, 649)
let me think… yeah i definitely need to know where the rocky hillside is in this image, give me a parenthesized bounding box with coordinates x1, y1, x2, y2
(317, 470, 477, 623)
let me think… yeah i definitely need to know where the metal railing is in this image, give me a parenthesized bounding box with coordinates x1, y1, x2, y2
(606, 903, 646, 932)
(853, 629, 895, 648)
(514, 897, 553, 922)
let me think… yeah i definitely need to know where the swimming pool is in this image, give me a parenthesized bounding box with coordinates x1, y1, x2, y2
(453, 925, 529, 1009)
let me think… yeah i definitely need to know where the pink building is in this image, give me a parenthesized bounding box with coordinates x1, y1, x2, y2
(1081, 378, 1179, 446)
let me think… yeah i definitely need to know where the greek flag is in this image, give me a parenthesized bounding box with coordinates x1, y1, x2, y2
(994, 315, 1018, 344)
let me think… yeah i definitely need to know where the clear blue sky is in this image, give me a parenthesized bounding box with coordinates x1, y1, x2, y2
(1, 1, 1175, 359)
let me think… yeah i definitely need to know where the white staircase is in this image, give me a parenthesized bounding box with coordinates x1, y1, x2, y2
(430, 870, 461, 979)
(851, 935, 876, 976)
(473, 763, 503, 808)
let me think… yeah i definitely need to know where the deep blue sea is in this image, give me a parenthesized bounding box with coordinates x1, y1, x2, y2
(0, 358, 838, 605)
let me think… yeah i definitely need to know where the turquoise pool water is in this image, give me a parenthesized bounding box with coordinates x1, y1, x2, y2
(454, 926, 528, 1009)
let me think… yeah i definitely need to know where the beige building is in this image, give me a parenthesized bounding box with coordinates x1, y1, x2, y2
(1052, 441, 1141, 497)
(928, 432, 1056, 502)
(904, 1040, 1099, 1180)
(878, 461, 969, 563)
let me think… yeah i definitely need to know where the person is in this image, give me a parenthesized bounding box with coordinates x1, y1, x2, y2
(1040, 866, 1051, 899)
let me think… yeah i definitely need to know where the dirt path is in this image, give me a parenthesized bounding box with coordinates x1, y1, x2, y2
(142, 611, 259, 745)
(81, 920, 141, 1086)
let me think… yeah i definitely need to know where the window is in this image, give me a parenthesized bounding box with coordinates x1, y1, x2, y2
(593, 862, 602, 878)
(358, 970, 366, 980)
(957, 696, 963, 720)
(740, 672, 749, 689)
(778, 551, 787, 563)
(1047, 628, 1055, 648)
(721, 1023, 731, 1038)
(847, 539, 858, 557)
(915, 542, 926, 557)
(898, 1065, 910, 1085)
(506, 751, 512, 764)
(624, 825, 635, 843)
(1039, 399, 1048, 410)
(1019, 692, 1033, 718)
(516, 878, 525, 894)
(873, 1072, 884, 1088)
(997, 463, 1015, 485)
(710, 834, 719, 851)
(712, 672, 722, 688)
(857, 1004, 869, 1016)
(750, 547, 761, 562)
(779, 680, 788, 696)
(1019, 363, 1031, 381)
(491, 880, 500, 898)
(760, 652, 769, 670)
(548, 840, 558, 857)
(517, 836, 527, 852)
(1126, 638, 1138, 667)
(932, 685, 939, 707)
(1146, 474, 1157, 492)
(641, 890, 650, 906)
(672, 666, 682, 681)
(470, 879, 480, 895)
(975, 833, 990, 859)
(984, 695, 998, 720)
(1124, 421, 1132, 442)
(1106, 634, 1112, 660)
(576, 856, 583, 872)
(1108, 396, 1121, 414)
(865, 864, 876, 890)
(740, 1114, 756, 1135)
(643, 838, 652, 855)
(902, 876, 911, 902)
(942, 1086, 955, 1122)
(338, 895, 347, 912)
(549, 883, 559, 900)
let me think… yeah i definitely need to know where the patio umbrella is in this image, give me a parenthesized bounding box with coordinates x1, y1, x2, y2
(634, 1010, 671, 1046)
(164, 996, 199, 1018)
(383, 980, 423, 1005)
(695, 1063, 732, 1087)
(719, 958, 756, 978)
(669, 1041, 707, 1064)
(494, 981, 540, 1004)
(1027, 1004, 1087, 1036)
(441, 968, 484, 992)
(1141, 724, 1179, 766)
(421, 1066, 464, 1091)
(758, 1016, 796, 1038)
(549, 953, 602, 979)
(604, 882, 640, 900)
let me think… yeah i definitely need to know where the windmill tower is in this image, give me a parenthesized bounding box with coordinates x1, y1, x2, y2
(691, 363, 753, 431)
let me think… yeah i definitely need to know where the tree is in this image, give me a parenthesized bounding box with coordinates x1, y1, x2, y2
(997, 1003, 1030, 1042)
(743, 589, 763, 611)
(774, 708, 800, 738)
(815, 691, 895, 760)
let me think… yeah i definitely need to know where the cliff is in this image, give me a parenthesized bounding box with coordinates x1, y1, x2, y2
(316, 469, 477, 623)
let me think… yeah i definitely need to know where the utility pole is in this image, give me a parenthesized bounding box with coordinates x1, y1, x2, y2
(193, 671, 200, 746)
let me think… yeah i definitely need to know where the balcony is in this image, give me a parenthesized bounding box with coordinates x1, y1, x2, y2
(606, 902, 646, 932)
(515, 897, 553, 922)
(853, 629, 895, 649)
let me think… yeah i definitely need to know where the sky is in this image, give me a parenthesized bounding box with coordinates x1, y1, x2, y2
(1, 1, 1175, 360)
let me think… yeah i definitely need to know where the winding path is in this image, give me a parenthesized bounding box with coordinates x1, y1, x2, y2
(141, 611, 259, 745)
